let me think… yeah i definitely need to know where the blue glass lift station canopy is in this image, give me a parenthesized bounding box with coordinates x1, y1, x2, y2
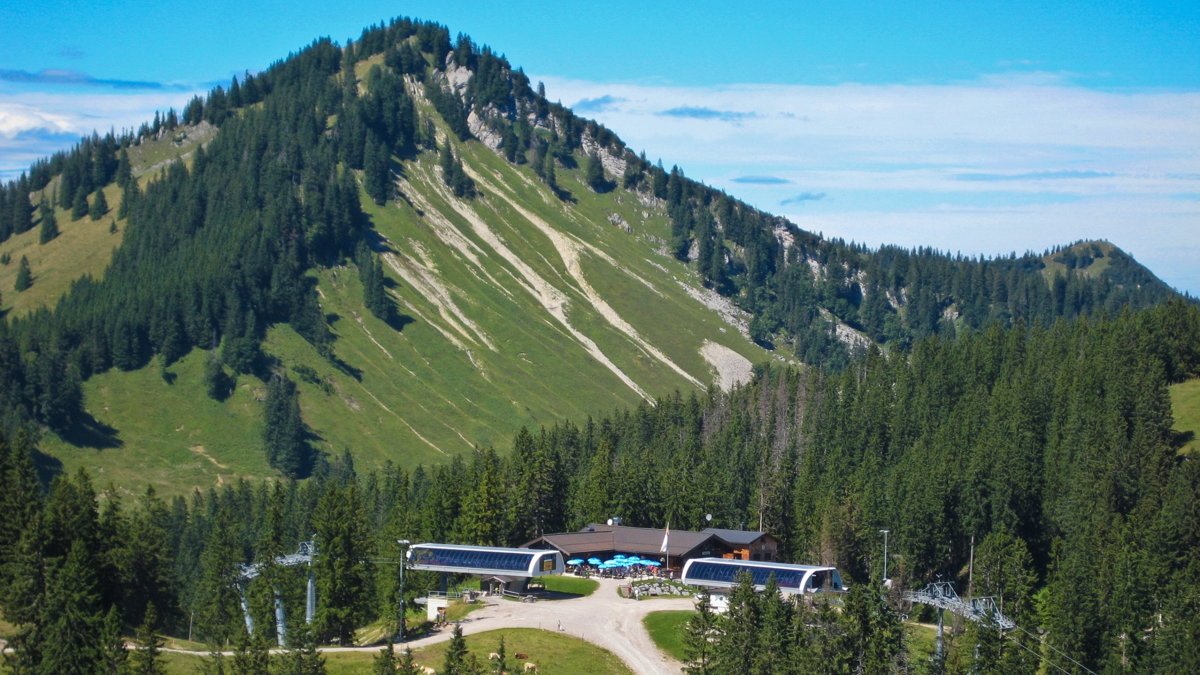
(681, 557, 846, 594)
(407, 543, 565, 577)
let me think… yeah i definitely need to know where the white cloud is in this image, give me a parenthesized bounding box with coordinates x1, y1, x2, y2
(0, 88, 201, 175)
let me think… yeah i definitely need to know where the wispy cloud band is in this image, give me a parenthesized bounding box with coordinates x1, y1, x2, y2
(537, 73, 1200, 293)
(0, 68, 169, 90)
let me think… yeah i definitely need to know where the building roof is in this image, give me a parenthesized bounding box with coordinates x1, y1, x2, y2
(701, 528, 773, 546)
(526, 524, 725, 558)
(681, 557, 844, 593)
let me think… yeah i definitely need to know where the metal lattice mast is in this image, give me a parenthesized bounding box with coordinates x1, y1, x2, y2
(236, 540, 316, 643)
(903, 581, 1016, 660)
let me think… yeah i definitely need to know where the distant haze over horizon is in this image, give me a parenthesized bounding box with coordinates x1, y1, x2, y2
(2, 0, 1197, 294)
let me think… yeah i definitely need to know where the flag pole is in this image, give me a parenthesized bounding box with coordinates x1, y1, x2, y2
(661, 522, 670, 578)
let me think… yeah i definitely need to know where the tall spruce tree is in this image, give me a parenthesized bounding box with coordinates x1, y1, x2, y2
(37, 201, 58, 244)
(682, 592, 718, 674)
(90, 188, 109, 220)
(71, 187, 89, 220)
(14, 254, 31, 290)
(442, 623, 468, 675)
(714, 571, 759, 672)
(127, 602, 167, 675)
(263, 374, 312, 478)
(584, 151, 606, 192)
(278, 623, 325, 675)
(313, 482, 373, 644)
(230, 625, 271, 674)
(38, 540, 106, 673)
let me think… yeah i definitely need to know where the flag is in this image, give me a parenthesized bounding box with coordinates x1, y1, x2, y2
(660, 522, 670, 554)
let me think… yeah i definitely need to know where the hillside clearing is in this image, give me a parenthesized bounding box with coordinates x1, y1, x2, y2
(1170, 377, 1200, 455)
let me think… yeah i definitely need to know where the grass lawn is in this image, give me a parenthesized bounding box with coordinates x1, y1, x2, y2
(643, 610, 693, 661)
(905, 622, 939, 666)
(161, 651, 211, 674)
(403, 627, 631, 675)
(541, 575, 600, 597)
(1170, 378, 1200, 455)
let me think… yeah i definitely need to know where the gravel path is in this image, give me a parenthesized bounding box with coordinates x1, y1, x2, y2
(162, 577, 693, 674)
(393, 577, 692, 674)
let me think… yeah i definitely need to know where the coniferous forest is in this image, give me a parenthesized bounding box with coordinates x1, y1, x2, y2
(2, 300, 1198, 672)
(0, 15, 1196, 674)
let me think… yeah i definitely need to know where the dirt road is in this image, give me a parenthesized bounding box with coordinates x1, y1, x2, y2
(163, 577, 694, 674)
(390, 577, 692, 674)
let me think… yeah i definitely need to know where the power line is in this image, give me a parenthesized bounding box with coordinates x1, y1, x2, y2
(1009, 623, 1097, 675)
(1003, 632, 1073, 675)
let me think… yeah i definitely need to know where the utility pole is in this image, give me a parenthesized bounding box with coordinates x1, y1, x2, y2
(396, 539, 410, 642)
(879, 529, 890, 583)
(967, 535, 975, 600)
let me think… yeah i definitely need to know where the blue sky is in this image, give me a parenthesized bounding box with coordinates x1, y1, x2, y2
(2, 0, 1198, 293)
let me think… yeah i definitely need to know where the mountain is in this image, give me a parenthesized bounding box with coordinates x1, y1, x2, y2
(0, 18, 1178, 493)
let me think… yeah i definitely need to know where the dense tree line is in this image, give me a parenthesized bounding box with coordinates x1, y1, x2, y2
(683, 576, 905, 675)
(2, 301, 1197, 672)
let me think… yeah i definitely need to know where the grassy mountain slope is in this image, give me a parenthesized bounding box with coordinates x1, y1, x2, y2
(37, 108, 767, 493)
(0, 126, 212, 319)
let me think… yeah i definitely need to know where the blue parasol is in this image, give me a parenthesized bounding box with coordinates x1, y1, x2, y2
(588, 557, 603, 565)
(567, 558, 584, 565)
(643, 560, 662, 566)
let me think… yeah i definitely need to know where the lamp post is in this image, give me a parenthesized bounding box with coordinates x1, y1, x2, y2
(396, 539, 410, 642)
(879, 529, 890, 583)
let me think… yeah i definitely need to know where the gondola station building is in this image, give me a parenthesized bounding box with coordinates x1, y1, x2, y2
(523, 523, 781, 573)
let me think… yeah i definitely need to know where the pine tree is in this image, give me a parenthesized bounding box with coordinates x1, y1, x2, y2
(115, 149, 134, 189)
(230, 626, 271, 675)
(713, 571, 759, 672)
(456, 446, 505, 545)
(38, 540, 106, 673)
(313, 482, 373, 644)
(542, 151, 558, 195)
(263, 374, 312, 478)
(90, 188, 109, 220)
(71, 187, 89, 220)
(373, 641, 398, 674)
(356, 243, 392, 322)
(11, 186, 34, 234)
(838, 583, 905, 674)
(584, 151, 606, 192)
(442, 623, 468, 674)
(682, 592, 718, 674)
(38, 206, 59, 244)
(397, 646, 421, 675)
(278, 623, 325, 675)
(15, 254, 31, 290)
(98, 604, 129, 674)
(127, 602, 167, 675)
(196, 510, 244, 646)
(490, 635, 508, 674)
(364, 133, 390, 205)
(204, 351, 233, 400)
(752, 575, 792, 674)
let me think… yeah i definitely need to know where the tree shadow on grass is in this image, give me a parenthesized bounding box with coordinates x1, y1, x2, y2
(32, 448, 63, 488)
(56, 411, 123, 450)
(1172, 429, 1195, 451)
